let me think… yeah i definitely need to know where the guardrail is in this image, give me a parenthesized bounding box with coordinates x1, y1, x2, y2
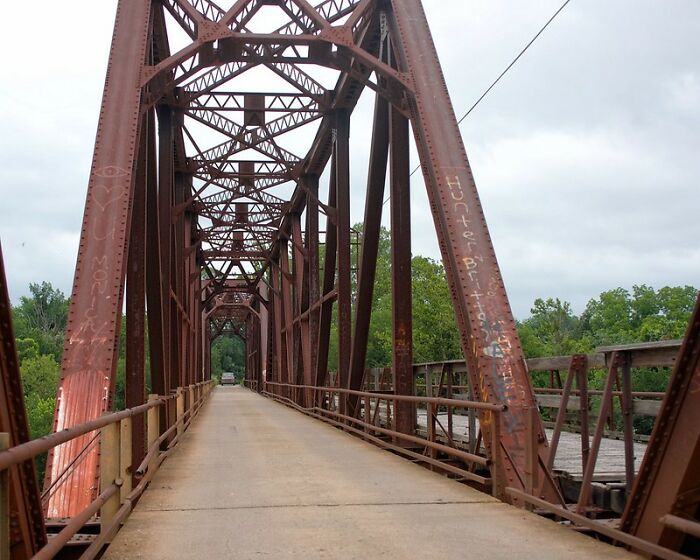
(250, 380, 506, 497)
(0, 379, 215, 560)
(249, 340, 681, 517)
(504, 487, 693, 560)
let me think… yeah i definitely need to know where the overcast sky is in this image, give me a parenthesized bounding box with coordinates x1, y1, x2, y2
(0, 0, 698, 319)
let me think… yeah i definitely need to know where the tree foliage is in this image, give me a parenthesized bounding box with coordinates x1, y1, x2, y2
(20, 353, 60, 479)
(210, 335, 245, 381)
(9, 264, 698, 446)
(13, 282, 69, 361)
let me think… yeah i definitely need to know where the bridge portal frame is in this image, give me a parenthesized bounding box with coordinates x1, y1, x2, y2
(45, 0, 563, 517)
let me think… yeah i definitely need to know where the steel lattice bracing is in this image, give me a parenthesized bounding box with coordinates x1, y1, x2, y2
(45, 0, 561, 517)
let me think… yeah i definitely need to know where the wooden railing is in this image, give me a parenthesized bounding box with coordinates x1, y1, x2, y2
(0, 380, 215, 560)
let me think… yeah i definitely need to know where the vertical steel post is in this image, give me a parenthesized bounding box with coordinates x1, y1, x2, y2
(315, 159, 337, 397)
(158, 105, 175, 399)
(126, 116, 148, 482)
(390, 104, 415, 436)
(426, 403, 436, 461)
(280, 242, 294, 398)
(306, 175, 320, 402)
(145, 107, 167, 398)
(525, 407, 539, 502)
(491, 412, 503, 499)
(271, 263, 286, 390)
(348, 92, 390, 415)
(576, 363, 591, 473)
(0, 433, 9, 560)
(335, 110, 352, 415)
(621, 355, 635, 494)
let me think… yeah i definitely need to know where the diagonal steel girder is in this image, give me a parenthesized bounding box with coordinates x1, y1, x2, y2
(45, 0, 562, 519)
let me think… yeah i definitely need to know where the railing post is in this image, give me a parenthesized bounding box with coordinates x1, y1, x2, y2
(525, 406, 539, 507)
(100, 420, 120, 538)
(0, 433, 9, 560)
(427, 402, 437, 461)
(176, 388, 185, 438)
(364, 395, 371, 434)
(147, 394, 160, 453)
(120, 418, 132, 500)
(189, 384, 195, 418)
(490, 411, 503, 500)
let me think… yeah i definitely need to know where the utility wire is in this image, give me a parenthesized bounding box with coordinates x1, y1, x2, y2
(383, 0, 572, 205)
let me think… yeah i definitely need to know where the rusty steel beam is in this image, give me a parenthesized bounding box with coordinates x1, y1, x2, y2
(388, 0, 559, 499)
(125, 117, 148, 479)
(44, 0, 153, 518)
(40, 0, 579, 520)
(348, 90, 389, 413)
(389, 103, 415, 436)
(0, 242, 46, 558)
(335, 109, 352, 414)
(621, 292, 700, 555)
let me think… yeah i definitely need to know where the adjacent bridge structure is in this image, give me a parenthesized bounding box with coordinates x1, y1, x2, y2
(0, 0, 698, 558)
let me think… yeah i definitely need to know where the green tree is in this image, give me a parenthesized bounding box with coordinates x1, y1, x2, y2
(13, 282, 69, 361)
(410, 256, 461, 362)
(211, 335, 245, 380)
(21, 354, 60, 402)
(16, 337, 40, 363)
(519, 298, 584, 357)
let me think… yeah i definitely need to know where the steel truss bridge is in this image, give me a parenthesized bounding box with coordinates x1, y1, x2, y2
(0, 0, 698, 558)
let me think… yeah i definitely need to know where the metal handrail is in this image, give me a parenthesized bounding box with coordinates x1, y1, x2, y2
(264, 381, 505, 412)
(0, 379, 216, 560)
(257, 380, 506, 497)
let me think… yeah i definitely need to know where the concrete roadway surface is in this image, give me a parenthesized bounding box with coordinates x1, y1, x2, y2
(103, 386, 640, 559)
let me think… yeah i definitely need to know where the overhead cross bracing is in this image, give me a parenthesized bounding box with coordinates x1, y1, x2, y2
(39, 0, 559, 517)
(40, 0, 566, 518)
(0, 1, 699, 558)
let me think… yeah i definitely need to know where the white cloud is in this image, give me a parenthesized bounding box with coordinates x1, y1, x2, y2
(0, 0, 697, 324)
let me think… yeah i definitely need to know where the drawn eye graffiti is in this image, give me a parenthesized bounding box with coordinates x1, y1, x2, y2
(95, 165, 128, 178)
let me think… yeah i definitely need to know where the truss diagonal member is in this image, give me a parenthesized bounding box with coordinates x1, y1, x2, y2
(190, 92, 322, 113)
(200, 185, 286, 207)
(186, 108, 302, 164)
(190, 105, 321, 167)
(389, 0, 560, 502)
(0, 242, 47, 559)
(146, 0, 358, 104)
(44, 0, 153, 518)
(192, 160, 290, 175)
(621, 291, 700, 552)
(161, 0, 227, 37)
(265, 62, 327, 100)
(283, 0, 330, 32)
(190, 0, 227, 21)
(180, 60, 259, 103)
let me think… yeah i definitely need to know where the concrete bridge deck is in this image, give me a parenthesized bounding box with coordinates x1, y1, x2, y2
(104, 386, 639, 559)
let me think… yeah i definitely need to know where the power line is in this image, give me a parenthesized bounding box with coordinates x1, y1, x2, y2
(383, 0, 573, 205)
